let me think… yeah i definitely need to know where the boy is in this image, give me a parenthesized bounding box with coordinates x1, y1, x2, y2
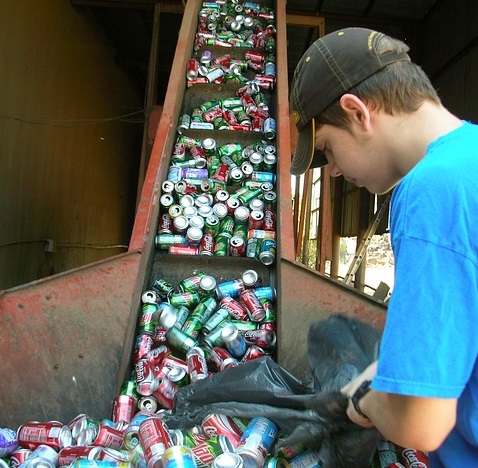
(289, 27, 478, 466)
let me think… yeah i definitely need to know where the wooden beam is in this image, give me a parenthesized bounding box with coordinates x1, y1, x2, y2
(286, 14, 325, 29)
(71, 0, 185, 14)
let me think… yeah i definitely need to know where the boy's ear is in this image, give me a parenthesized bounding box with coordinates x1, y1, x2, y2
(339, 94, 372, 130)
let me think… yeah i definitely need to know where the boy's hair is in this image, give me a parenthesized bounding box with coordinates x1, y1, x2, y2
(317, 36, 441, 128)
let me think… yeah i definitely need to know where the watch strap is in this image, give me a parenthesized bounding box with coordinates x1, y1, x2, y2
(351, 379, 372, 419)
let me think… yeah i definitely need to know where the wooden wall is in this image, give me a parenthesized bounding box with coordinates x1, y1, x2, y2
(0, 1, 143, 290)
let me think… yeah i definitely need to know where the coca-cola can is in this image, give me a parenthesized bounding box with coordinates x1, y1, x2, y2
(201, 414, 243, 448)
(229, 236, 245, 257)
(209, 347, 238, 372)
(219, 297, 248, 321)
(399, 448, 429, 467)
(239, 290, 266, 322)
(92, 424, 124, 450)
(9, 448, 32, 468)
(243, 329, 276, 349)
(150, 377, 178, 410)
(112, 394, 136, 425)
(17, 421, 72, 450)
(58, 446, 102, 466)
(241, 345, 268, 363)
(186, 347, 209, 383)
(138, 417, 173, 468)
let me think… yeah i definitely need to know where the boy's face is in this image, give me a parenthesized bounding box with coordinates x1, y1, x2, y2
(314, 106, 402, 194)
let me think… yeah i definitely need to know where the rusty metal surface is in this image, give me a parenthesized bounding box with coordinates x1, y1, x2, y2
(277, 257, 386, 379)
(0, 252, 142, 428)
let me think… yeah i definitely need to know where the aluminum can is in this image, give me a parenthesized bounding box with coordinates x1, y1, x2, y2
(173, 215, 189, 235)
(161, 193, 175, 209)
(186, 227, 203, 244)
(146, 344, 171, 368)
(246, 237, 260, 260)
(199, 233, 215, 256)
(169, 429, 207, 449)
(70, 461, 132, 468)
(259, 298, 276, 322)
(215, 279, 245, 300)
(68, 414, 99, 442)
(167, 166, 182, 183)
(202, 138, 217, 156)
(158, 213, 173, 235)
(138, 396, 159, 414)
(259, 238, 276, 266)
(232, 224, 248, 241)
(221, 323, 248, 359)
(253, 287, 276, 302)
(169, 245, 199, 256)
(212, 453, 243, 468)
(21, 444, 58, 468)
(139, 303, 158, 335)
(191, 436, 235, 468)
(202, 323, 226, 349)
(135, 358, 155, 396)
(9, 448, 32, 468)
(151, 278, 175, 298)
(151, 376, 178, 410)
(198, 275, 216, 295)
(155, 235, 186, 250)
(181, 315, 203, 340)
(162, 445, 197, 468)
(288, 450, 321, 468)
(187, 59, 199, 80)
(213, 235, 229, 257)
(201, 415, 242, 448)
(219, 297, 248, 321)
(123, 412, 155, 451)
(236, 418, 278, 468)
(241, 270, 259, 287)
(112, 394, 136, 425)
(186, 347, 209, 383)
(243, 329, 276, 349)
(17, 421, 72, 450)
(179, 273, 205, 292)
(237, 188, 263, 205)
(167, 366, 189, 388)
(142, 290, 158, 304)
(234, 206, 250, 225)
(170, 292, 201, 308)
(0, 427, 18, 457)
(97, 448, 130, 463)
(213, 203, 229, 220)
(263, 457, 290, 468)
(138, 417, 173, 468)
(218, 216, 235, 238)
(239, 290, 265, 322)
(203, 308, 230, 335)
(158, 304, 178, 330)
(168, 205, 183, 219)
(263, 209, 276, 232)
(177, 114, 191, 133)
(248, 210, 264, 230)
(399, 448, 429, 467)
(58, 445, 102, 466)
(93, 424, 125, 449)
(165, 327, 198, 354)
(225, 197, 241, 214)
(250, 171, 275, 184)
(229, 236, 245, 257)
(240, 345, 268, 364)
(204, 215, 220, 236)
(249, 199, 265, 212)
(209, 347, 239, 372)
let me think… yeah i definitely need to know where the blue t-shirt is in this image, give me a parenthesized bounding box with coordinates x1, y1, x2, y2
(372, 121, 478, 466)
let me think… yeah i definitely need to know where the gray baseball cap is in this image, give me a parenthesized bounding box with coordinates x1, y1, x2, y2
(289, 28, 410, 175)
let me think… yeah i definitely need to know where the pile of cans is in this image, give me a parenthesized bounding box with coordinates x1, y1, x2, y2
(157, 135, 277, 264)
(194, 2, 275, 51)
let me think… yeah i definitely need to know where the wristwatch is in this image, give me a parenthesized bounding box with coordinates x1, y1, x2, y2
(351, 380, 372, 420)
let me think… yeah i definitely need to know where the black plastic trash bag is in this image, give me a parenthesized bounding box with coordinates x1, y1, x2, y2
(167, 314, 381, 468)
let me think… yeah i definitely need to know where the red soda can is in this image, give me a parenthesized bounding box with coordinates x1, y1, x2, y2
(201, 414, 243, 448)
(186, 347, 209, 383)
(241, 345, 268, 363)
(239, 290, 266, 322)
(158, 213, 173, 234)
(92, 424, 124, 449)
(209, 347, 239, 372)
(151, 376, 178, 410)
(243, 329, 276, 349)
(248, 210, 265, 230)
(58, 446, 102, 466)
(245, 50, 265, 63)
(187, 58, 199, 80)
(138, 417, 173, 468)
(263, 208, 276, 231)
(146, 344, 171, 367)
(9, 448, 33, 468)
(259, 321, 276, 332)
(112, 394, 136, 425)
(169, 245, 199, 255)
(229, 236, 246, 257)
(212, 163, 230, 184)
(199, 232, 215, 256)
(160, 355, 189, 374)
(135, 358, 155, 396)
(17, 421, 72, 450)
(219, 296, 248, 321)
(399, 448, 429, 467)
(153, 326, 168, 344)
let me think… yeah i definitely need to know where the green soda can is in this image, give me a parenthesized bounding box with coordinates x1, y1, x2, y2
(203, 308, 230, 335)
(169, 291, 201, 308)
(221, 97, 242, 109)
(181, 315, 203, 339)
(199, 99, 221, 112)
(218, 143, 242, 158)
(214, 234, 229, 257)
(204, 215, 221, 236)
(232, 223, 248, 240)
(219, 216, 235, 238)
(246, 237, 261, 259)
(174, 306, 190, 329)
(151, 278, 175, 297)
(155, 234, 187, 249)
(178, 273, 206, 293)
(260, 298, 277, 322)
(120, 380, 139, 402)
(203, 322, 226, 348)
(230, 320, 258, 332)
(139, 302, 159, 334)
(206, 156, 221, 176)
(237, 188, 263, 205)
(191, 296, 218, 323)
(191, 107, 204, 122)
(166, 326, 198, 353)
(191, 435, 235, 468)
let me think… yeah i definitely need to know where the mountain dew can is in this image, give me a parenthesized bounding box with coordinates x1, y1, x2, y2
(192, 436, 235, 468)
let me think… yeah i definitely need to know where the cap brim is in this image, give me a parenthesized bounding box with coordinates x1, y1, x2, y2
(290, 119, 328, 175)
